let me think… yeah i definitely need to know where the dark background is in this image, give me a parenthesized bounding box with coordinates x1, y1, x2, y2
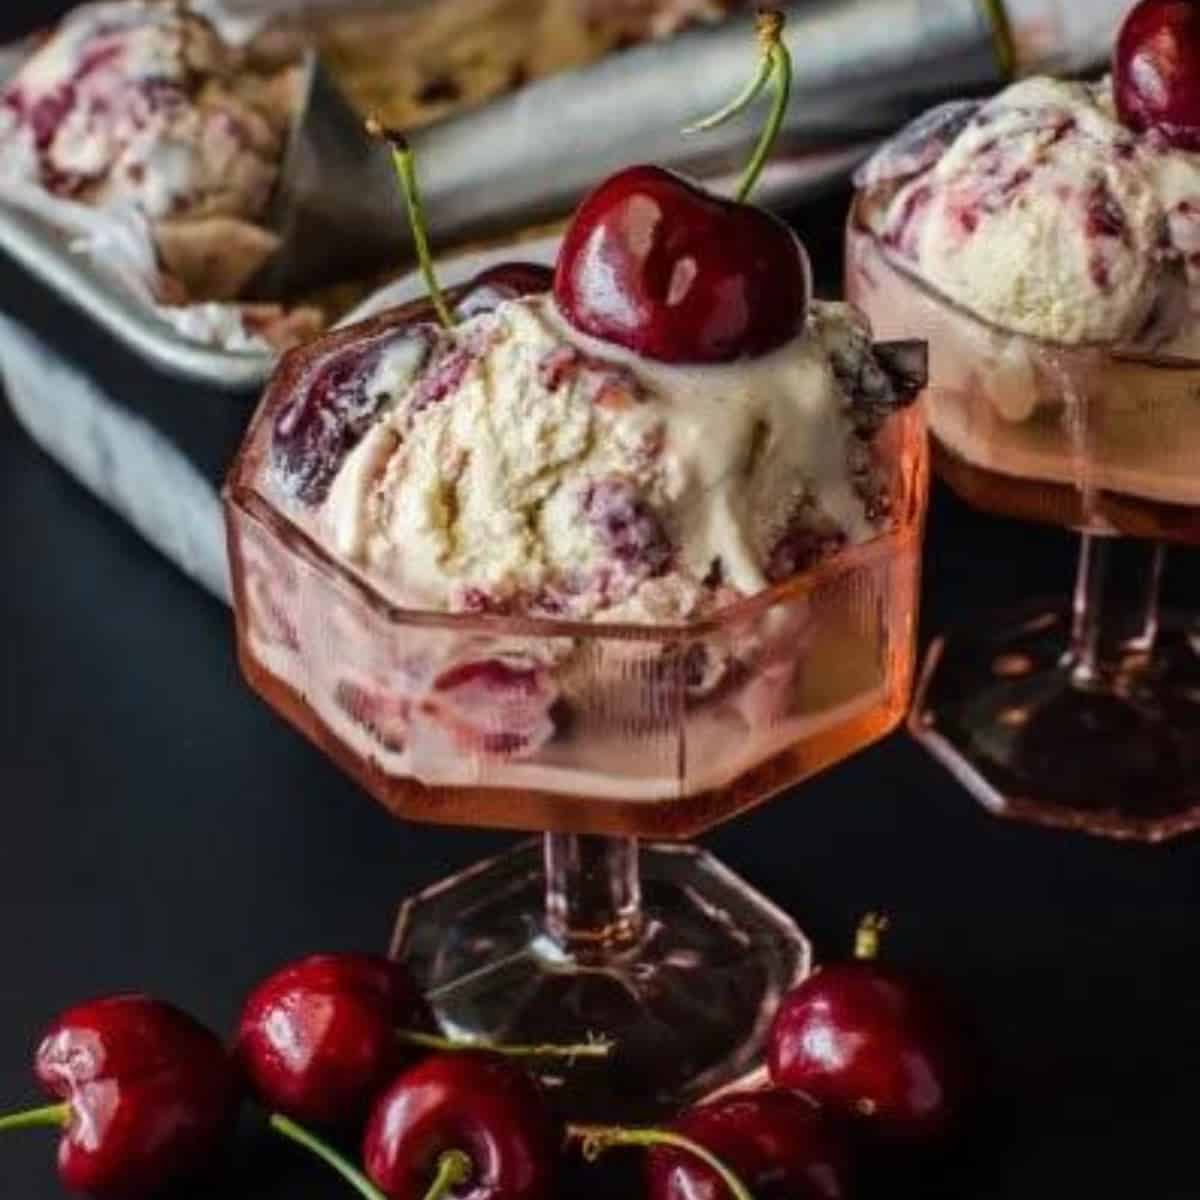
(4, 1, 1200, 1197)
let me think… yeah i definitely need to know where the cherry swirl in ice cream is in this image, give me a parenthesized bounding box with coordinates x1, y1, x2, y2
(0, 0, 299, 301)
(232, 11, 927, 792)
(857, 71, 1200, 354)
(271, 277, 921, 625)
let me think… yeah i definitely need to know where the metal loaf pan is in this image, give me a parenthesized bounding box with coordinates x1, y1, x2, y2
(0, 0, 1010, 389)
(0, 0, 1009, 594)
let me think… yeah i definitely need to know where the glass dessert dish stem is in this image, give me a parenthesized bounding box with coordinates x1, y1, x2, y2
(1069, 535, 1166, 693)
(392, 832, 811, 1122)
(544, 835, 643, 956)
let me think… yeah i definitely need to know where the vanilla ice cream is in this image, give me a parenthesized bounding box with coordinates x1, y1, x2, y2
(0, 0, 300, 299)
(850, 73, 1200, 522)
(288, 294, 919, 625)
(859, 76, 1200, 353)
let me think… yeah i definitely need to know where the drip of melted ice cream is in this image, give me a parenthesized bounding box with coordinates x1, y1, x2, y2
(306, 294, 912, 624)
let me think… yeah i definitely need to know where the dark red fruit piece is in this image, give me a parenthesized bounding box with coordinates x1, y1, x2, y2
(853, 99, 981, 190)
(767, 939, 972, 1142)
(33, 994, 239, 1199)
(270, 263, 552, 505)
(363, 1053, 558, 1200)
(1114, 0, 1200, 149)
(424, 658, 562, 758)
(236, 953, 437, 1126)
(554, 165, 810, 364)
(582, 477, 672, 576)
(646, 1090, 850, 1200)
(455, 263, 555, 319)
(272, 325, 435, 505)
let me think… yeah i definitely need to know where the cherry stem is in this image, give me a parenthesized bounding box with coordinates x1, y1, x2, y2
(366, 117, 456, 331)
(977, 0, 1016, 80)
(269, 1113, 389, 1200)
(396, 1029, 613, 1063)
(855, 912, 889, 961)
(422, 1149, 473, 1200)
(684, 8, 792, 204)
(566, 1124, 755, 1200)
(0, 1103, 68, 1133)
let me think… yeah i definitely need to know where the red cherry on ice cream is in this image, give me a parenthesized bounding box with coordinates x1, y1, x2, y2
(1115, 0, 1200, 149)
(554, 164, 810, 364)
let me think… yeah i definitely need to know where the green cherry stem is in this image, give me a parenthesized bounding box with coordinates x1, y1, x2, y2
(976, 0, 1016, 80)
(855, 912, 890, 961)
(269, 1113, 389, 1200)
(0, 1103, 68, 1133)
(396, 1029, 613, 1063)
(366, 117, 456, 331)
(685, 8, 792, 204)
(422, 1150, 473, 1200)
(567, 1124, 756, 1200)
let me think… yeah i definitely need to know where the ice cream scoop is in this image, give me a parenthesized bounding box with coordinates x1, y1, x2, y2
(857, 73, 1200, 353)
(0, 0, 301, 300)
(278, 288, 922, 626)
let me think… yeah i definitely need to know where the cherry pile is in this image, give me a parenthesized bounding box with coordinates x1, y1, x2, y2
(0, 915, 973, 1200)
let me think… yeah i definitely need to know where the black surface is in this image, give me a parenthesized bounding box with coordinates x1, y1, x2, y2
(4, 2, 1200, 1197)
(5, 357, 1200, 1200)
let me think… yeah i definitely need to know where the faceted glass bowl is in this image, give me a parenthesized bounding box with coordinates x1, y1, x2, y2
(845, 207, 1200, 541)
(222, 290, 927, 1117)
(224, 300, 928, 840)
(847, 207, 1200, 841)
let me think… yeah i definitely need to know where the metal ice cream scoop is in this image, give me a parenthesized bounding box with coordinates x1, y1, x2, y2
(248, 0, 1096, 300)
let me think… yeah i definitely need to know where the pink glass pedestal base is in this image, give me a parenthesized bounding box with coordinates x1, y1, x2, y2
(910, 602, 1200, 842)
(391, 836, 811, 1122)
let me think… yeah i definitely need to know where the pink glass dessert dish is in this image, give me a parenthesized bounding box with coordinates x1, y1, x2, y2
(224, 22, 927, 1115)
(847, 33, 1200, 841)
(224, 267, 926, 1116)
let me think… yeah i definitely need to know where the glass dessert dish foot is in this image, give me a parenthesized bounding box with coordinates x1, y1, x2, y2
(392, 835, 809, 1122)
(912, 549, 1200, 841)
(848, 216, 1200, 841)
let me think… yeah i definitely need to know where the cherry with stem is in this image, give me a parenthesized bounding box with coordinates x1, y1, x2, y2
(237, 953, 611, 1127)
(768, 912, 974, 1142)
(366, 117, 456, 330)
(0, 995, 242, 1199)
(364, 1053, 759, 1200)
(554, 8, 811, 362)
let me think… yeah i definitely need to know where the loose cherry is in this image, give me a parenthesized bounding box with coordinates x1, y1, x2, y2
(236, 953, 439, 1126)
(237, 953, 610, 1126)
(363, 1053, 559, 1200)
(456, 263, 555, 319)
(1114, 0, 1200, 149)
(363, 1053, 761, 1200)
(768, 915, 973, 1142)
(554, 10, 810, 364)
(645, 1090, 852, 1200)
(0, 994, 239, 1199)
